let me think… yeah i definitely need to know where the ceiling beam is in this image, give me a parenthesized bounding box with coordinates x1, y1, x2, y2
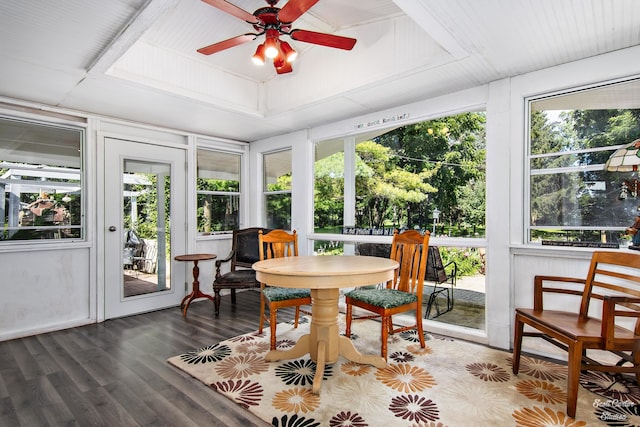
(87, 0, 182, 75)
(392, 0, 468, 59)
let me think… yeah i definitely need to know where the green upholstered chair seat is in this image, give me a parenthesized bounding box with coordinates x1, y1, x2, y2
(345, 288, 417, 309)
(262, 286, 310, 302)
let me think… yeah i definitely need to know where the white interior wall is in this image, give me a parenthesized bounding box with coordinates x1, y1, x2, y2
(1, 44, 640, 345)
(0, 247, 92, 339)
(249, 129, 312, 253)
(485, 78, 512, 349)
(508, 45, 640, 355)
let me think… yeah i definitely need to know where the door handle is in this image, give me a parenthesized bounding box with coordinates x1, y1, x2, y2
(108, 226, 117, 232)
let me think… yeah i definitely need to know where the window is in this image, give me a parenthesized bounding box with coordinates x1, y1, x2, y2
(264, 149, 291, 229)
(0, 117, 83, 242)
(314, 140, 344, 234)
(313, 112, 486, 238)
(528, 79, 640, 246)
(196, 149, 241, 234)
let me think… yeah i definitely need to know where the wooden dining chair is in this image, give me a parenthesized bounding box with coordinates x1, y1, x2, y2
(258, 229, 311, 350)
(345, 229, 431, 360)
(512, 251, 640, 418)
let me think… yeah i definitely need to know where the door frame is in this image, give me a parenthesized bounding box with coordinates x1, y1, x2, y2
(97, 132, 188, 320)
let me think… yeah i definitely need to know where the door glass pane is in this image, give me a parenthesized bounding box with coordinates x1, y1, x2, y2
(122, 159, 171, 297)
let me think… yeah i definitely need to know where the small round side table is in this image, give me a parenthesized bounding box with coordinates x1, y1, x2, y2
(174, 253, 217, 317)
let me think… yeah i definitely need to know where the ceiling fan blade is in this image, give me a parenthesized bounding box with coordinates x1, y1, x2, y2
(276, 62, 293, 74)
(278, 0, 319, 24)
(197, 34, 256, 55)
(290, 29, 357, 50)
(200, 0, 258, 24)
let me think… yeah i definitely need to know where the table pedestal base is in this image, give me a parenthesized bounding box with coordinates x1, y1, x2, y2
(264, 288, 386, 394)
(175, 256, 216, 317)
(180, 289, 215, 317)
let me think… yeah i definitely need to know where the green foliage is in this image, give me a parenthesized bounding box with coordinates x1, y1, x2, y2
(440, 247, 484, 277)
(197, 177, 239, 192)
(266, 193, 291, 229)
(196, 178, 240, 232)
(265, 172, 293, 228)
(351, 140, 437, 229)
(124, 174, 171, 254)
(267, 173, 292, 192)
(530, 108, 640, 231)
(313, 112, 487, 233)
(314, 152, 345, 229)
(314, 240, 344, 255)
(368, 113, 486, 230)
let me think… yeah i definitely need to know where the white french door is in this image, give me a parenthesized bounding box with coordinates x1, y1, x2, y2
(103, 137, 186, 319)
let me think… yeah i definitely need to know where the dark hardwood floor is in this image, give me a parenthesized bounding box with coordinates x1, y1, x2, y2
(0, 290, 294, 427)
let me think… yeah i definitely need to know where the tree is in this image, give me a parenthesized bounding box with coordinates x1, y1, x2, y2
(313, 112, 487, 234)
(314, 151, 346, 230)
(354, 141, 435, 229)
(265, 173, 292, 229)
(374, 112, 486, 230)
(529, 108, 640, 241)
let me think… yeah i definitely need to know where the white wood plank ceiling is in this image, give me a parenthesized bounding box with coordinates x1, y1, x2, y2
(0, 0, 639, 142)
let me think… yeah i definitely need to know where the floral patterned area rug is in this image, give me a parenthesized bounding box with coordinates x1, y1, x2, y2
(167, 317, 640, 426)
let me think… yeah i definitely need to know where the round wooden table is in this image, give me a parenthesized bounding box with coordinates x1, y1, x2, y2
(175, 253, 217, 317)
(253, 255, 398, 394)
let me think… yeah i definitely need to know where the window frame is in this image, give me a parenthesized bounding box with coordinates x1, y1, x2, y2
(525, 78, 640, 245)
(312, 112, 487, 240)
(195, 147, 242, 235)
(263, 148, 292, 230)
(0, 115, 85, 245)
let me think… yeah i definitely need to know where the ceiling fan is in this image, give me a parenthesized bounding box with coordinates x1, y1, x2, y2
(197, 0, 357, 74)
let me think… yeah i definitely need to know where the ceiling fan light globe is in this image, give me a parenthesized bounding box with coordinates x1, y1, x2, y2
(252, 44, 266, 65)
(264, 36, 279, 58)
(265, 46, 279, 58)
(280, 41, 297, 62)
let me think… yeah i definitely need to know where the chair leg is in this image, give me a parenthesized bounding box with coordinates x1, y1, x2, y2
(294, 306, 300, 328)
(634, 350, 640, 385)
(214, 289, 221, 316)
(566, 341, 582, 419)
(258, 293, 266, 335)
(381, 316, 389, 360)
(424, 292, 438, 319)
(270, 307, 278, 350)
(415, 306, 425, 349)
(512, 314, 524, 374)
(345, 304, 353, 337)
(230, 289, 237, 304)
